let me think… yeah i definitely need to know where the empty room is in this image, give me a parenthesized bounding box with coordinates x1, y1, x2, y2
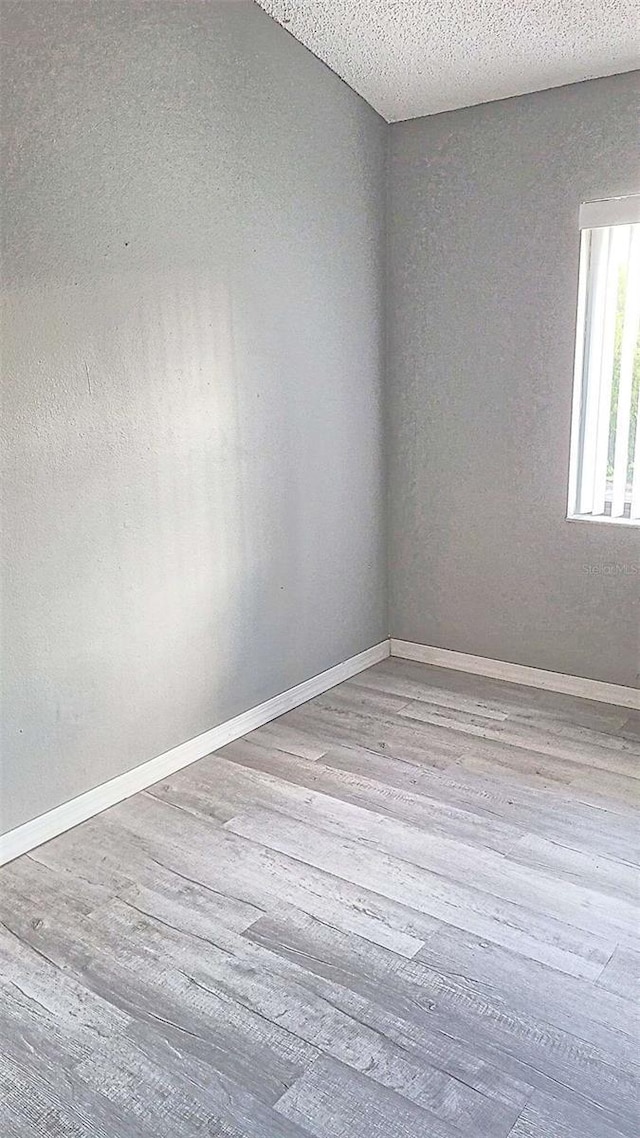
(1, 1, 639, 1135)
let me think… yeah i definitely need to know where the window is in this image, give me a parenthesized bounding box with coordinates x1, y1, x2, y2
(568, 195, 640, 525)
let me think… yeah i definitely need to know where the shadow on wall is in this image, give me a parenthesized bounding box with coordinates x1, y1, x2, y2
(1, 267, 270, 830)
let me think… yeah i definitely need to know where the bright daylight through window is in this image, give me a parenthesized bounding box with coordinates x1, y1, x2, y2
(568, 194, 640, 524)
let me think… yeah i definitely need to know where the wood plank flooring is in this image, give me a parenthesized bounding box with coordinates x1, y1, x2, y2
(1, 658, 639, 1137)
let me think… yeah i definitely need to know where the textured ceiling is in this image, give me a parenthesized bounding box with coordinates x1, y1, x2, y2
(256, 0, 639, 121)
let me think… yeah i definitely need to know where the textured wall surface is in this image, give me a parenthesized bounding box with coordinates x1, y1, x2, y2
(387, 73, 640, 687)
(1, 0, 387, 834)
(258, 0, 639, 121)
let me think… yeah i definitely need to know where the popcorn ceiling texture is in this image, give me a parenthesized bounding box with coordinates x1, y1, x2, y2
(257, 0, 639, 120)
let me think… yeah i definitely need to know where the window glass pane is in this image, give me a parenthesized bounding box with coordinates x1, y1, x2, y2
(569, 208, 640, 525)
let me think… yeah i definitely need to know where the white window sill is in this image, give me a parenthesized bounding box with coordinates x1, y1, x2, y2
(566, 513, 640, 529)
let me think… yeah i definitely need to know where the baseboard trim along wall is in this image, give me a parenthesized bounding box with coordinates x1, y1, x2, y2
(0, 640, 390, 866)
(390, 640, 640, 710)
(4, 634, 637, 865)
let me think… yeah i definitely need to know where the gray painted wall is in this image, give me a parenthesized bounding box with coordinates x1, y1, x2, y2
(1, 0, 387, 834)
(387, 73, 640, 687)
(3, 7, 638, 840)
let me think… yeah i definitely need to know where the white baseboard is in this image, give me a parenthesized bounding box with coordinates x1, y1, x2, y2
(4, 633, 635, 866)
(390, 640, 640, 710)
(0, 640, 390, 866)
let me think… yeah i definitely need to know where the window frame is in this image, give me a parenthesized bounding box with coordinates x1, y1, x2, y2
(567, 194, 640, 528)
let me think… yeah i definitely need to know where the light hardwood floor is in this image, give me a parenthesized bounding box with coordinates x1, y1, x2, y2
(1, 658, 639, 1137)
